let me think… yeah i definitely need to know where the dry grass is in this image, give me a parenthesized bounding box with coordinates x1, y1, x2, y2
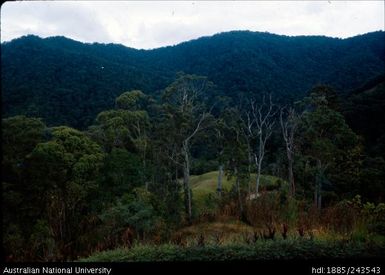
(173, 218, 255, 245)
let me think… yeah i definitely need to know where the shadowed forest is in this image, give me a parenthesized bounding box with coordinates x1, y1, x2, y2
(2, 31, 385, 262)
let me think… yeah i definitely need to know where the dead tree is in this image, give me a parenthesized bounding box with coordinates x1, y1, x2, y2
(249, 95, 278, 194)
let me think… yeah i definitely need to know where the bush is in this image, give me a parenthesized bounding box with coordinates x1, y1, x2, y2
(98, 187, 166, 247)
(3, 223, 25, 261)
(244, 192, 281, 228)
(322, 200, 359, 234)
(364, 202, 385, 235)
(80, 239, 385, 262)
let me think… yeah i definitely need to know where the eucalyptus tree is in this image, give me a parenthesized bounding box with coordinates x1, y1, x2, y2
(88, 90, 151, 189)
(299, 86, 362, 209)
(280, 106, 300, 197)
(243, 95, 278, 195)
(26, 126, 104, 259)
(221, 107, 250, 217)
(2, 116, 47, 260)
(215, 125, 225, 197)
(162, 73, 215, 223)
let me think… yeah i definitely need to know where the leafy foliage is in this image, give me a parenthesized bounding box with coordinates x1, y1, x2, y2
(2, 62, 385, 262)
(80, 239, 385, 262)
(99, 188, 164, 241)
(2, 31, 384, 128)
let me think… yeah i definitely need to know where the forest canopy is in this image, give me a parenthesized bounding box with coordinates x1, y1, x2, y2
(2, 31, 384, 128)
(2, 31, 385, 262)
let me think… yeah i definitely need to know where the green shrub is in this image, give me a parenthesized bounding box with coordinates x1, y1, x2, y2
(80, 239, 385, 262)
(323, 200, 359, 234)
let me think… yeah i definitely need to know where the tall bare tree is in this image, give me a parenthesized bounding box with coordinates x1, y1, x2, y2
(181, 112, 212, 222)
(248, 95, 278, 195)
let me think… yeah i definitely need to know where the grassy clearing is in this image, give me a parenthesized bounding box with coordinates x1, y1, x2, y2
(190, 171, 285, 214)
(80, 239, 385, 262)
(190, 171, 284, 191)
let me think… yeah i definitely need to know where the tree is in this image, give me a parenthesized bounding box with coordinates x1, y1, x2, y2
(299, 86, 362, 209)
(88, 90, 151, 189)
(2, 116, 46, 183)
(162, 73, 215, 223)
(99, 187, 164, 242)
(115, 90, 149, 111)
(245, 95, 278, 195)
(280, 106, 300, 197)
(26, 126, 104, 259)
(307, 85, 341, 112)
(221, 107, 250, 218)
(2, 116, 47, 260)
(99, 148, 142, 202)
(151, 117, 184, 227)
(215, 125, 225, 197)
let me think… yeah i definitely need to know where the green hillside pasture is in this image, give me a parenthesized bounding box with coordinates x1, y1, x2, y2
(190, 171, 286, 214)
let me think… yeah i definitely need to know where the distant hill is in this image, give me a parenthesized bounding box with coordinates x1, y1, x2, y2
(2, 31, 385, 128)
(343, 74, 385, 157)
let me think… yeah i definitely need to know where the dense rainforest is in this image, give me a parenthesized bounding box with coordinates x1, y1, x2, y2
(2, 31, 384, 128)
(2, 31, 385, 262)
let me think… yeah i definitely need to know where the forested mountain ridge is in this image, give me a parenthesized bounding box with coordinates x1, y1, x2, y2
(344, 73, 385, 158)
(3, 31, 385, 262)
(2, 30, 385, 128)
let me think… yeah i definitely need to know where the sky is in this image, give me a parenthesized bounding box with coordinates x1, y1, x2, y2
(1, 1, 384, 49)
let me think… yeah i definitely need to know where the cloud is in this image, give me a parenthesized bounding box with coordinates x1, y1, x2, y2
(1, 1, 384, 49)
(1, 1, 113, 44)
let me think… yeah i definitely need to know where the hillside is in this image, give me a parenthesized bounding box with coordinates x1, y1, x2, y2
(191, 171, 285, 214)
(343, 74, 385, 157)
(3, 38, 385, 262)
(2, 31, 385, 128)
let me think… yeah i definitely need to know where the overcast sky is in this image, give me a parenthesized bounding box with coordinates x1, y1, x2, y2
(1, 1, 384, 49)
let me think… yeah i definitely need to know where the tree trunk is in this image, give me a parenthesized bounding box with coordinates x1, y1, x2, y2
(255, 132, 264, 195)
(318, 192, 322, 211)
(175, 165, 179, 192)
(182, 141, 192, 224)
(143, 158, 148, 191)
(247, 142, 252, 194)
(287, 154, 295, 196)
(255, 154, 262, 194)
(217, 164, 223, 196)
(315, 159, 322, 210)
(256, 167, 261, 194)
(235, 167, 243, 216)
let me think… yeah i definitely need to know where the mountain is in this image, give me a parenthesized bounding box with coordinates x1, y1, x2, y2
(343, 73, 385, 157)
(2, 31, 385, 128)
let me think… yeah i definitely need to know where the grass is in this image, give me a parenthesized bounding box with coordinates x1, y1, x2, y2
(190, 171, 283, 191)
(79, 171, 385, 262)
(172, 219, 385, 245)
(190, 171, 285, 214)
(79, 239, 385, 262)
(174, 218, 254, 245)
